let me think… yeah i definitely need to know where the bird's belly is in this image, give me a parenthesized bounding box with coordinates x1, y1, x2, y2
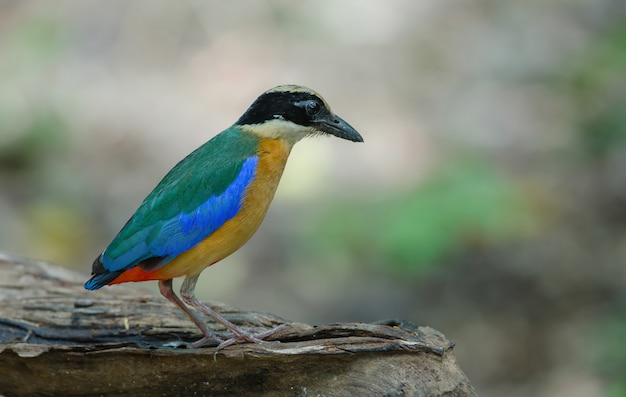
(158, 204, 270, 278)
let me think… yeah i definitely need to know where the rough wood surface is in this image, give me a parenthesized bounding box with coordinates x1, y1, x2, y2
(0, 253, 476, 397)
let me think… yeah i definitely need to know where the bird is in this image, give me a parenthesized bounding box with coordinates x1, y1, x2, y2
(84, 85, 363, 349)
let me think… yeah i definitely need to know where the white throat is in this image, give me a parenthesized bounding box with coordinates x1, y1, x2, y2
(240, 119, 316, 146)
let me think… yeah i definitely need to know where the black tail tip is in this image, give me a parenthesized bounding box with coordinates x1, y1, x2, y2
(84, 271, 123, 290)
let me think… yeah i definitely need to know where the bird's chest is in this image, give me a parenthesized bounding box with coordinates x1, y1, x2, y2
(243, 138, 292, 215)
(230, 138, 292, 238)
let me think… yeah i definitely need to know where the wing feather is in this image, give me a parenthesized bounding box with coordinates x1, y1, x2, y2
(95, 127, 260, 273)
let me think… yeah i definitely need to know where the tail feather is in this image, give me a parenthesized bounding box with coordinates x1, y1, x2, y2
(84, 271, 124, 290)
(84, 254, 123, 290)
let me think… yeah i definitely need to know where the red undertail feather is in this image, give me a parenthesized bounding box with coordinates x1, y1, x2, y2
(108, 266, 172, 285)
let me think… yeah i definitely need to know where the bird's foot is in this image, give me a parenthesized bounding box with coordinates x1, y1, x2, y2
(216, 323, 287, 350)
(187, 323, 287, 349)
(187, 334, 225, 349)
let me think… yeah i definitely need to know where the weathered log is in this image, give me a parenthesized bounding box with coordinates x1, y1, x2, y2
(0, 253, 476, 396)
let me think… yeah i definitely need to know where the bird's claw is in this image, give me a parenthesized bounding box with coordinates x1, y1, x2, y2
(189, 323, 287, 350)
(218, 323, 287, 349)
(188, 334, 225, 349)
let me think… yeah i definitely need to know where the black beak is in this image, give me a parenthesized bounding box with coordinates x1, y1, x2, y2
(316, 114, 363, 143)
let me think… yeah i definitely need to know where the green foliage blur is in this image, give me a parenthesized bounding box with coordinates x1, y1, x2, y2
(311, 157, 536, 274)
(596, 317, 626, 397)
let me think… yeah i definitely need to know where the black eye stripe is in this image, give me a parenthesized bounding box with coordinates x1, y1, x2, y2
(238, 92, 327, 126)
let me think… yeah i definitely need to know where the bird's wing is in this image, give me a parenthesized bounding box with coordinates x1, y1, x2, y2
(100, 138, 259, 273)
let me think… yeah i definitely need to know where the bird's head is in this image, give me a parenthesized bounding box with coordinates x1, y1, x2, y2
(237, 85, 363, 146)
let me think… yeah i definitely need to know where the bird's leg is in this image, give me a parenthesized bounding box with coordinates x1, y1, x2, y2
(179, 275, 263, 344)
(180, 275, 285, 349)
(158, 279, 224, 346)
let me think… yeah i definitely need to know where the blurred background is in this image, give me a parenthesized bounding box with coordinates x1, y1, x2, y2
(1, 1, 625, 395)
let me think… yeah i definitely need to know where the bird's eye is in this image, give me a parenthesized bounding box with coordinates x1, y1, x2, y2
(304, 100, 321, 116)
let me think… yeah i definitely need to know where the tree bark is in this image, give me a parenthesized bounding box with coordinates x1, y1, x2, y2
(0, 253, 476, 397)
